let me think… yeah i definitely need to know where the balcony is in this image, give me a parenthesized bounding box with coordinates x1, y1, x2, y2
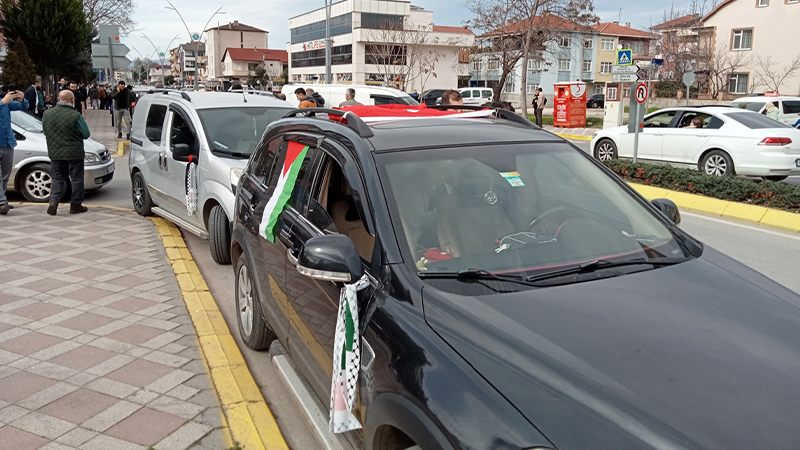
(557, 71, 571, 82)
(582, 71, 594, 81)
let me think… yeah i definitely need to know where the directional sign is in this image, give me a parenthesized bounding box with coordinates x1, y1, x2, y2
(612, 65, 639, 75)
(92, 56, 132, 69)
(617, 49, 633, 66)
(98, 25, 120, 44)
(651, 58, 664, 67)
(91, 43, 130, 57)
(635, 83, 648, 104)
(612, 73, 640, 83)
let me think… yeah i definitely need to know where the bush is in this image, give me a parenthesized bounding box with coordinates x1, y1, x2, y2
(604, 160, 800, 213)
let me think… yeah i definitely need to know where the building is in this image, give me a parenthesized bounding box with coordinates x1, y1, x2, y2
(650, 14, 714, 96)
(701, 0, 800, 97)
(591, 22, 658, 95)
(206, 21, 269, 81)
(288, 0, 474, 92)
(178, 43, 205, 85)
(221, 48, 288, 85)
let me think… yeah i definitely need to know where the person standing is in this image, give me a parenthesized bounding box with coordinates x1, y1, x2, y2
(58, 77, 69, 92)
(36, 85, 45, 119)
(440, 89, 463, 106)
(339, 88, 363, 107)
(24, 77, 41, 116)
(98, 85, 107, 109)
(42, 90, 90, 215)
(68, 81, 86, 116)
(0, 86, 29, 215)
(296, 87, 317, 108)
(110, 81, 132, 139)
(89, 84, 98, 109)
(534, 87, 546, 128)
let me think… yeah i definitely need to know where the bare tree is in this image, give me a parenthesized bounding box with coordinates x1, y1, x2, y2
(708, 43, 750, 99)
(83, 0, 136, 32)
(651, 0, 718, 87)
(754, 54, 800, 93)
(467, 0, 524, 103)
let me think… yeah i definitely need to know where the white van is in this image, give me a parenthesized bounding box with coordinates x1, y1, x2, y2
(280, 84, 418, 108)
(458, 87, 494, 106)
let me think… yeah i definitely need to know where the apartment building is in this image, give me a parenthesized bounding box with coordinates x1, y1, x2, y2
(205, 21, 269, 81)
(592, 22, 658, 95)
(221, 48, 288, 81)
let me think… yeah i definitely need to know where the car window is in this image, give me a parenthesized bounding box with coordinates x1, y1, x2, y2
(11, 111, 42, 132)
(372, 95, 395, 105)
(461, 91, 471, 98)
(145, 104, 167, 145)
(196, 107, 289, 158)
(482, 90, 492, 98)
(286, 145, 319, 209)
(727, 112, 791, 129)
(730, 101, 765, 112)
(677, 112, 723, 130)
(782, 100, 800, 114)
(643, 111, 678, 128)
(472, 90, 481, 98)
(169, 111, 197, 152)
(248, 137, 283, 185)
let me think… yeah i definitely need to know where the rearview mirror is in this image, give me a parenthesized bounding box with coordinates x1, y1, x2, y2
(295, 234, 363, 283)
(172, 143, 194, 162)
(651, 198, 681, 225)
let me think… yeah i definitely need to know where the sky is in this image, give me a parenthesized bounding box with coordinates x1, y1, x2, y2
(123, 0, 699, 66)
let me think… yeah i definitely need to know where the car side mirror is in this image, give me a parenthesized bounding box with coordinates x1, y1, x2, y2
(295, 234, 363, 283)
(651, 198, 680, 225)
(172, 143, 194, 162)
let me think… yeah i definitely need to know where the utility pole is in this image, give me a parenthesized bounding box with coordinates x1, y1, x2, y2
(325, 0, 331, 84)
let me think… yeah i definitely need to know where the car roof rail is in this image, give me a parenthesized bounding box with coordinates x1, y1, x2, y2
(147, 88, 192, 102)
(281, 108, 374, 138)
(427, 104, 539, 130)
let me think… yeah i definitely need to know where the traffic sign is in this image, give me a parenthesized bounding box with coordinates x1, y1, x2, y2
(682, 71, 696, 86)
(635, 83, 648, 104)
(612, 65, 639, 75)
(612, 73, 640, 83)
(91, 43, 130, 57)
(651, 58, 664, 66)
(617, 49, 633, 66)
(92, 56, 132, 69)
(191, 32, 201, 41)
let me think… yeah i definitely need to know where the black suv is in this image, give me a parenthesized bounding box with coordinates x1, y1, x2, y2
(232, 108, 800, 450)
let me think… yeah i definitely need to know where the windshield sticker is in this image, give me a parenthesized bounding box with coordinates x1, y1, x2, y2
(500, 171, 525, 187)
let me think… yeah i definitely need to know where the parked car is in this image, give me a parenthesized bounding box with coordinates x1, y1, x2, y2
(420, 88, 446, 106)
(129, 89, 292, 264)
(587, 93, 605, 108)
(729, 96, 800, 126)
(231, 106, 800, 450)
(457, 87, 494, 106)
(280, 84, 418, 108)
(590, 106, 800, 180)
(8, 110, 114, 202)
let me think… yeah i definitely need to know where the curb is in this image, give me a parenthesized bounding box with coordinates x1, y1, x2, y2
(151, 217, 290, 450)
(554, 133, 593, 141)
(628, 182, 800, 233)
(112, 141, 129, 158)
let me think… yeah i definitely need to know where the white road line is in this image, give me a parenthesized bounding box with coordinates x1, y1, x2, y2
(681, 211, 800, 241)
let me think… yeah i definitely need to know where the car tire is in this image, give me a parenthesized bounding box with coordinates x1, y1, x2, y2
(208, 204, 232, 265)
(700, 150, 735, 176)
(763, 176, 788, 182)
(19, 163, 53, 202)
(235, 255, 275, 350)
(591, 101, 599, 108)
(131, 171, 153, 216)
(594, 139, 618, 162)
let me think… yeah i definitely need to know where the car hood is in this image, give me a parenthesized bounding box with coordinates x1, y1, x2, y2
(84, 138, 106, 153)
(423, 249, 800, 450)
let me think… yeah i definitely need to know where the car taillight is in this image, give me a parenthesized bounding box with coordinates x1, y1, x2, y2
(758, 137, 792, 145)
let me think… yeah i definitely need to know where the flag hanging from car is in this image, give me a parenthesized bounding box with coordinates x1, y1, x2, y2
(259, 141, 309, 242)
(330, 274, 369, 433)
(186, 159, 198, 216)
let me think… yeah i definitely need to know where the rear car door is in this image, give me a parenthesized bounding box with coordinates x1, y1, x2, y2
(779, 99, 800, 126)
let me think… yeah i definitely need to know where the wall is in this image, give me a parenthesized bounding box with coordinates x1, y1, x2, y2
(207, 28, 269, 79)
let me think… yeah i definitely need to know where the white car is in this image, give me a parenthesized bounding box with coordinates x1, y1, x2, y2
(590, 106, 800, 181)
(729, 96, 800, 127)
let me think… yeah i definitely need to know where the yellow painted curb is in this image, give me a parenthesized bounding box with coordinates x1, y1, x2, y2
(112, 141, 129, 157)
(628, 182, 800, 233)
(151, 217, 289, 450)
(554, 132, 594, 141)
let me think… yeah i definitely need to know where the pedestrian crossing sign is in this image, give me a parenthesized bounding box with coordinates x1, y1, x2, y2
(617, 49, 633, 66)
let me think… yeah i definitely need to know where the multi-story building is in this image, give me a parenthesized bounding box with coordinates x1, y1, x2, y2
(178, 43, 205, 85)
(592, 22, 658, 95)
(221, 48, 288, 82)
(205, 21, 269, 81)
(288, 0, 474, 92)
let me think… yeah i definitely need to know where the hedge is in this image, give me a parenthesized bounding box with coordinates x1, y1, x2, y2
(603, 160, 800, 213)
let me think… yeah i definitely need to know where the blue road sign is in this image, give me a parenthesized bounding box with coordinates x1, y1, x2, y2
(617, 49, 633, 66)
(651, 58, 664, 66)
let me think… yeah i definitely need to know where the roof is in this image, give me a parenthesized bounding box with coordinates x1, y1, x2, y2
(222, 48, 288, 63)
(591, 22, 658, 39)
(140, 91, 291, 109)
(432, 25, 474, 35)
(652, 14, 701, 30)
(481, 15, 588, 37)
(205, 21, 267, 33)
(702, 0, 736, 22)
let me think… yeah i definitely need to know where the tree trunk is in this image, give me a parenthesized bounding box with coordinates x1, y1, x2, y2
(520, 46, 530, 117)
(495, 72, 508, 103)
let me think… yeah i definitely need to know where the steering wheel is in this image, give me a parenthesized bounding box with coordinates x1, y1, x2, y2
(525, 206, 573, 232)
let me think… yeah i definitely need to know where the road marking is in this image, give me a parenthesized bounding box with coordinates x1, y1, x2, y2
(555, 133, 593, 141)
(681, 211, 800, 241)
(152, 217, 289, 450)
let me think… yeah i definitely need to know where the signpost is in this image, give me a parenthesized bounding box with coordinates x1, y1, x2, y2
(91, 25, 132, 84)
(683, 71, 696, 106)
(632, 83, 649, 163)
(617, 49, 633, 66)
(612, 73, 640, 83)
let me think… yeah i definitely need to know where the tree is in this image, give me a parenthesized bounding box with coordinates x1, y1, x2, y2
(164, 75, 175, 85)
(0, 39, 37, 87)
(83, 0, 136, 33)
(467, 0, 523, 103)
(754, 54, 800, 94)
(1, 0, 92, 84)
(707, 43, 750, 99)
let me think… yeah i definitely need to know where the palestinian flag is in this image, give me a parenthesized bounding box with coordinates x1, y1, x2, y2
(259, 141, 309, 242)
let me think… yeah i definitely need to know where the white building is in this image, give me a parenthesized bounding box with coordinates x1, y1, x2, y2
(288, 0, 474, 93)
(206, 21, 270, 81)
(179, 43, 205, 85)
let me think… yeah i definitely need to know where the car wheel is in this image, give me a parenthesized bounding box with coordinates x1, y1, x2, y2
(19, 163, 52, 202)
(594, 139, 618, 162)
(763, 176, 788, 182)
(700, 150, 735, 176)
(235, 255, 275, 350)
(591, 101, 599, 108)
(131, 171, 153, 216)
(208, 204, 232, 265)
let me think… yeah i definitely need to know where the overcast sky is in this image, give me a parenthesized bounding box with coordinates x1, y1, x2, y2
(124, 0, 698, 66)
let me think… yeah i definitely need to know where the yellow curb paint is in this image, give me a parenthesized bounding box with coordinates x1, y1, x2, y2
(112, 141, 129, 158)
(760, 209, 800, 232)
(150, 218, 289, 450)
(554, 133, 594, 141)
(720, 203, 769, 224)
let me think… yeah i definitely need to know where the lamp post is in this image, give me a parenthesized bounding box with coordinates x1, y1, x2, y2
(141, 32, 181, 85)
(131, 46, 148, 83)
(166, 1, 225, 90)
(324, 0, 331, 84)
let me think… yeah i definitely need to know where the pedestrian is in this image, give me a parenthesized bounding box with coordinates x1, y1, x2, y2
(534, 87, 546, 127)
(41, 90, 90, 215)
(89, 84, 99, 109)
(296, 87, 317, 108)
(97, 85, 106, 109)
(339, 88, 363, 107)
(0, 86, 28, 215)
(24, 76, 42, 116)
(36, 84, 45, 119)
(58, 77, 69, 92)
(110, 81, 133, 139)
(440, 89, 463, 106)
(765, 102, 779, 120)
(306, 88, 325, 107)
(531, 89, 539, 110)
(411, 89, 420, 102)
(68, 81, 86, 116)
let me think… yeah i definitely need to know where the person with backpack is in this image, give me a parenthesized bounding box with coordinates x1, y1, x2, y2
(534, 87, 547, 128)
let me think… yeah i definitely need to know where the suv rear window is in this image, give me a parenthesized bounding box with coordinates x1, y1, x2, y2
(727, 112, 791, 129)
(782, 100, 800, 114)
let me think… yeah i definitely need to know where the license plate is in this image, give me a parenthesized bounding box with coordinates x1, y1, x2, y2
(796, 159, 800, 167)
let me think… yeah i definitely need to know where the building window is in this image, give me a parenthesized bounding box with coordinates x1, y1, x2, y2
(364, 44, 406, 65)
(582, 60, 591, 72)
(527, 59, 542, 71)
(607, 87, 617, 100)
(290, 13, 352, 44)
(757, 0, 768, 6)
(558, 59, 571, 71)
(526, 83, 539, 93)
(729, 73, 749, 93)
(601, 38, 615, 51)
(361, 13, 403, 30)
(559, 36, 571, 47)
(623, 86, 631, 98)
(632, 41, 644, 54)
(488, 59, 499, 70)
(247, 63, 259, 71)
(584, 38, 593, 49)
(600, 61, 613, 73)
(291, 44, 353, 67)
(471, 60, 481, 71)
(731, 29, 753, 50)
(594, 84, 604, 94)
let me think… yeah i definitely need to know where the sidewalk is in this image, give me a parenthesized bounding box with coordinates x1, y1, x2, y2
(84, 108, 127, 155)
(0, 205, 226, 449)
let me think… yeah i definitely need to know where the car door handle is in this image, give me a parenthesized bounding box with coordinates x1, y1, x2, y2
(287, 247, 299, 266)
(653, 132, 664, 136)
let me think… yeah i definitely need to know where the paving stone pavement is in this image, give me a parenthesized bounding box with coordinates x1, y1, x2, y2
(0, 205, 227, 450)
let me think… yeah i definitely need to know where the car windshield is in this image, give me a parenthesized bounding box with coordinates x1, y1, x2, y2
(726, 112, 791, 129)
(197, 107, 289, 157)
(11, 110, 42, 132)
(377, 143, 693, 284)
(730, 101, 765, 112)
(398, 94, 419, 106)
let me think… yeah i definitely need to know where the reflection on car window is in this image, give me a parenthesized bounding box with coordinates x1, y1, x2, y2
(727, 112, 791, 129)
(731, 102, 765, 112)
(11, 110, 43, 132)
(249, 137, 282, 185)
(197, 107, 289, 158)
(644, 111, 677, 128)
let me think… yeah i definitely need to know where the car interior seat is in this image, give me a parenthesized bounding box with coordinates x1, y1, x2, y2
(328, 168, 375, 261)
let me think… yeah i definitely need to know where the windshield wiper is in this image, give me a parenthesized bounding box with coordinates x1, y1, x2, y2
(210, 145, 249, 158)
(418, 268, 538, 287)
(525, 257, 687, 283)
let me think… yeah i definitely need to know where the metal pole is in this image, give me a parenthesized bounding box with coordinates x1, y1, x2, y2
(325, 0, 331, 84)
(194, 42, 199, 90)
(108, 37, 115, 85)
(632, 83, 639, 164)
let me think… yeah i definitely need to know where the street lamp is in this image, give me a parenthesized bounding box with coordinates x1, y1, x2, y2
(141, 32, 181, 85)
(324, 0, 331, 84)
(166, 1, 225, 90)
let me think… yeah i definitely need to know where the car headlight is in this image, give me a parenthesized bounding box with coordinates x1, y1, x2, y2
(230, 167, 244, 191)
(85, 152, 101, 165)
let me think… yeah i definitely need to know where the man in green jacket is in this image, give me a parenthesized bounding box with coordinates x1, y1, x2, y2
(42, 90, 90, 215)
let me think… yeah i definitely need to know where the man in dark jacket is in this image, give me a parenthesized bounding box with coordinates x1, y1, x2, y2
(24, 77, 41, 116)
(0, 86, 28, 215)
(110, 81, 132, 139)
(42, 90, 90, 215)
(306, 88, 325, 107)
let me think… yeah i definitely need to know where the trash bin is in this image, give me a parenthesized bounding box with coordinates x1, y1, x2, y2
(553, 81, 587, 128)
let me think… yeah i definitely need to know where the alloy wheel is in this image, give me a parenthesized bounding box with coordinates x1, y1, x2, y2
(704, 154, 727, 176)
(132, 176, 144, 210)
(238, 264, 253, 337)
(25, 169, 51, 201)
(597, 142, 615, 161)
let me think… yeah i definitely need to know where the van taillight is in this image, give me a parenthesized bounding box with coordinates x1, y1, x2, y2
(758, 137, 792, 145)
